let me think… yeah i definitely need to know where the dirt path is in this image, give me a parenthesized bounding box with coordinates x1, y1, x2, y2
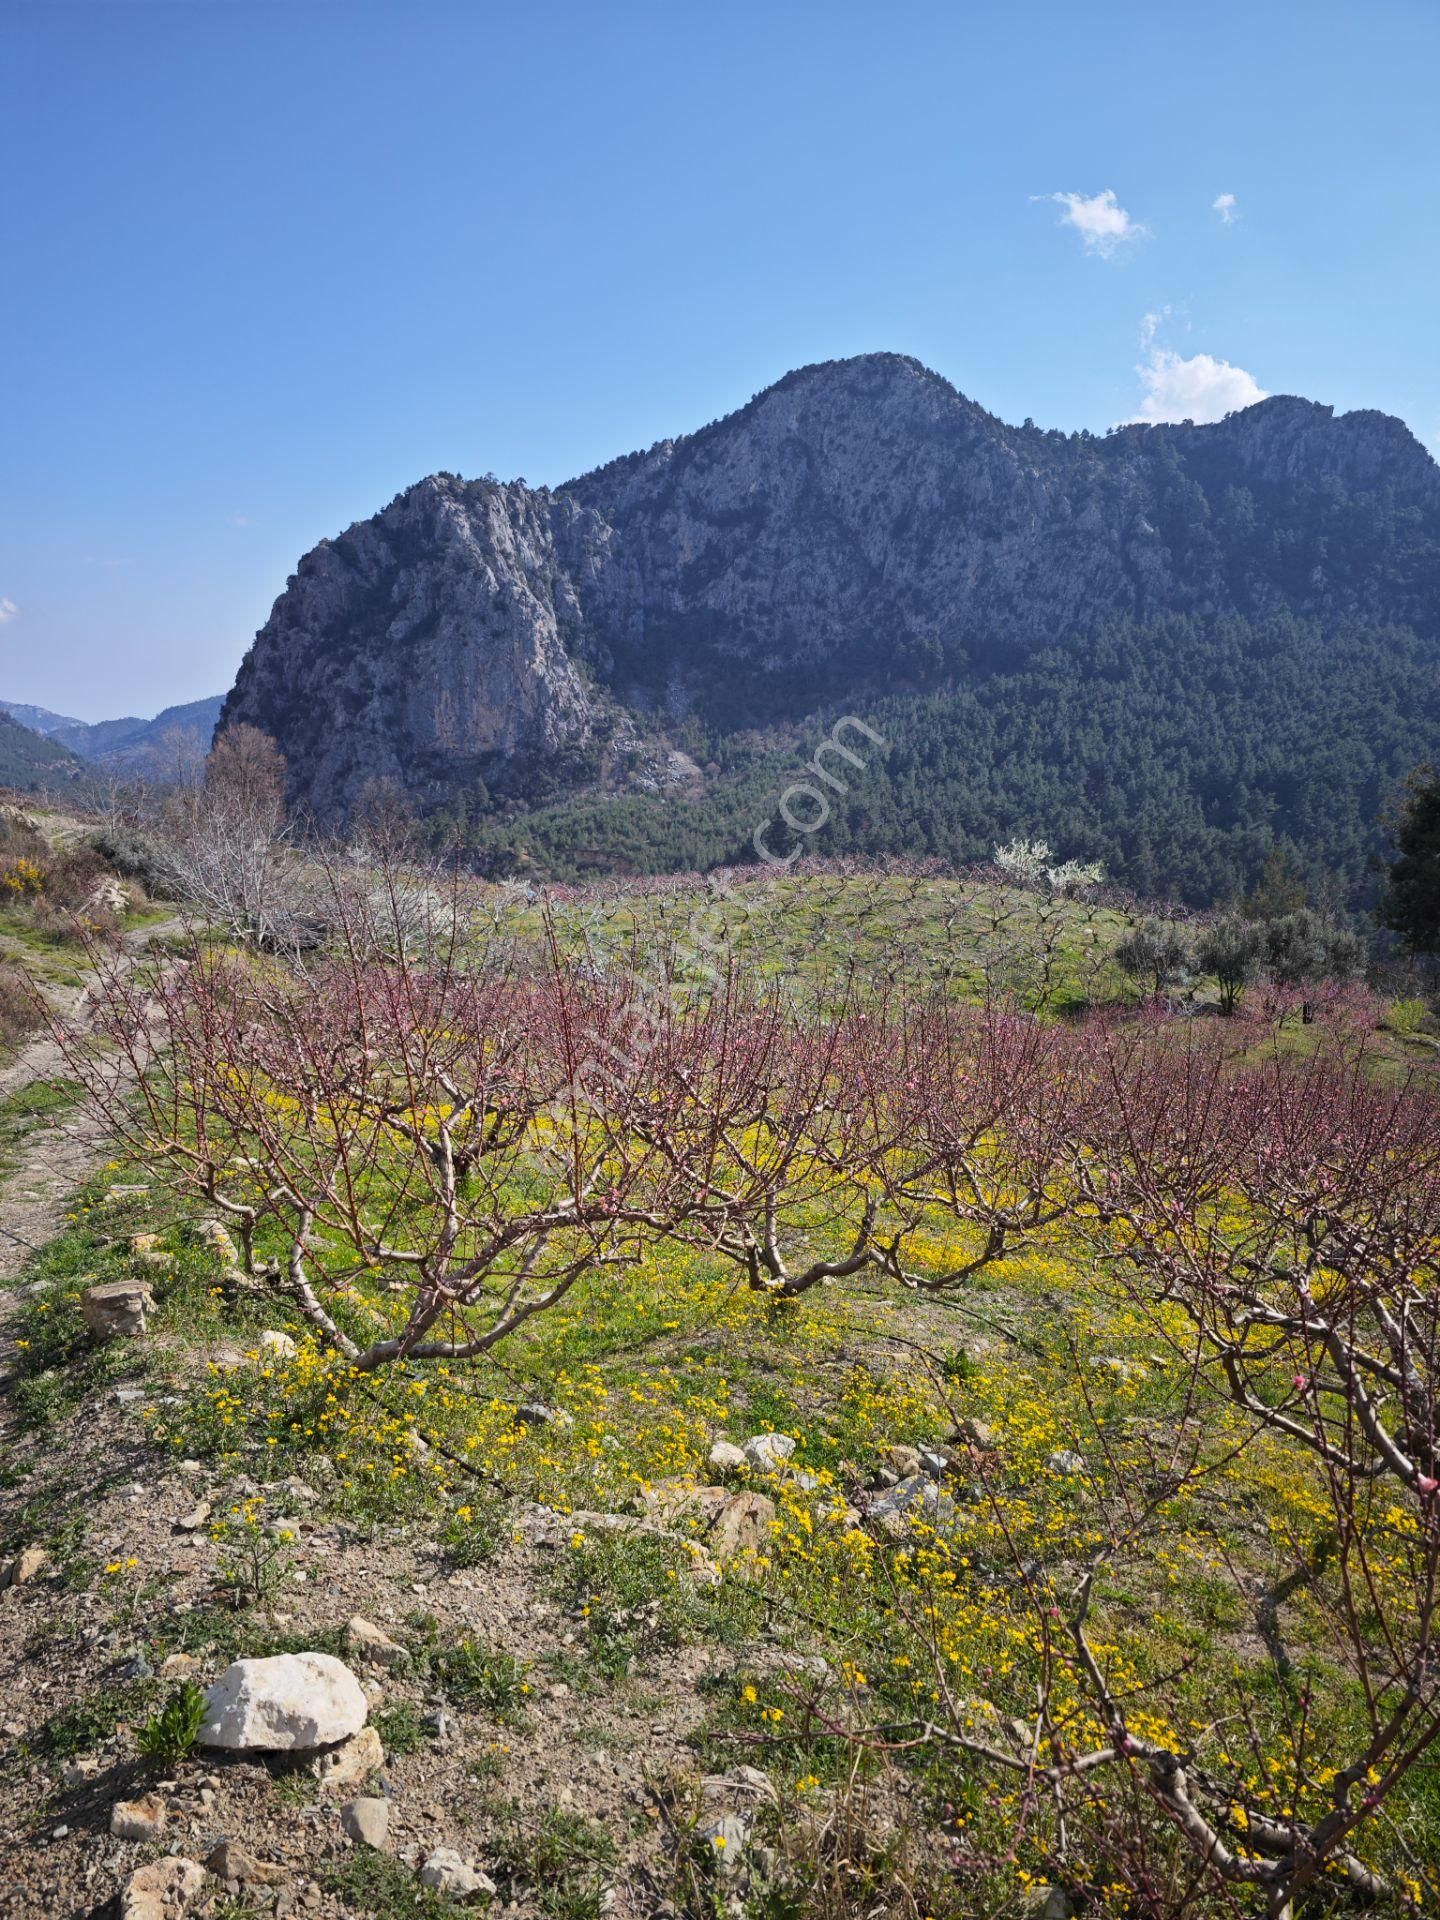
(0, 991, 99, 1286)
(0, 920, 181, 1286)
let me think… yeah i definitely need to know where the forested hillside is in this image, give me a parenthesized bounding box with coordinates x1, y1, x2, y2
(445, 612, 1436, 906)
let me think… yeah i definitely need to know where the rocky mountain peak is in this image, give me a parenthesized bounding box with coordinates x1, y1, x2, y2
(221, 356, 1440, 824)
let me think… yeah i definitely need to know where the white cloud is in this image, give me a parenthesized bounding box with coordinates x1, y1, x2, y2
(1131, 346, 1268, 424)
(227, 513, 252, 527)
(1212, 192, 1239, 225)
(0, 598, 17, 624)
(1038, 188, 1145, 257)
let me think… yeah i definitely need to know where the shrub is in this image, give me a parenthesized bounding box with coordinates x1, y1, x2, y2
(89, 825, 181, 899)
(1387, 995, 1432, 1036)
(1, 855, 45, 897)
(429, 1636, 531, 1722)
(43, 844, 111, 911)
(137, 1680, 207, 1767)
(0, 963, 40, 1052)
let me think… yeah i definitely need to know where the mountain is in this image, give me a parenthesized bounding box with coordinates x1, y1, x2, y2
(0, 711, 87, 790)
(0, 696, 224, 772)
(220, 353, 1440, 901)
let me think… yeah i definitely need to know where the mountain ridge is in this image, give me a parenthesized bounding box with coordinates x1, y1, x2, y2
(0, 696, 225, 771)
(219, 353, 1440, 894)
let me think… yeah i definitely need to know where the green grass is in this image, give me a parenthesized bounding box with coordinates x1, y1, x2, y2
(321, 1852, 472, 1918)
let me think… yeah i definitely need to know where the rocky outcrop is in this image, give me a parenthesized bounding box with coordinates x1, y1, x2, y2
(221, 355, 1440, 822)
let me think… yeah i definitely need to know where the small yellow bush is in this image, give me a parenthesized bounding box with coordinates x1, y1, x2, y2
(1, 857, 45, 898)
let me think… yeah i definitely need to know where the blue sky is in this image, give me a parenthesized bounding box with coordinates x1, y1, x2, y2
(3, 0, 1438, 719)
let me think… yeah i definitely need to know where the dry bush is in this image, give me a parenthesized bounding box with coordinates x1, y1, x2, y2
(0, 962, 41, 1052)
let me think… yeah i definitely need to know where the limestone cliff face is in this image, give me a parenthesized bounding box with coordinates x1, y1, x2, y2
(222, 354, 1440, 820)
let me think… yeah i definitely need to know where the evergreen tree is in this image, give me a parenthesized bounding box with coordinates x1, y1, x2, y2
(1380, 766, 1440, 957)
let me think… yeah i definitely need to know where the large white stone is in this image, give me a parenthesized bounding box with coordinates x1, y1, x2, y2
(120, 1859, 206, 1920)
(419, 1850, 497, 1901)
(199, 1652, 367, 1751)
(742, 1432, 796, 1473)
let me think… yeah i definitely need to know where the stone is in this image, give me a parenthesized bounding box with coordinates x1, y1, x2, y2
(882, 1444, 923, 1477)
(196, 1218, 240, 1263)
(81, 1279, 153, 1339)
(730, 1644, 831, 1686)
(204, 1841, 289, 1887)
(120, 1858, 206, 1920)
(341, 1796, 390, 1849)
(1047, 1450, 1087, 1475)
(199, 1652, 368, 1751)
(175, 1502, 212, 1532)
(1021, 1888, 1073, 1920)
(698, 1811, 752, 1874)
(2, 1544, 48, 1587)
(111, 1793, 168, 1842)
(160, 1652, 200, 1679)
(258, 1329, 297, 1359)
(708, 1491, 776, 1564)
(515, 1400, 571, 1428)
(643, 1480, 730, 1528)
(869, 1474, 958, 1536)
(700, 1765, 778, 1806)
(707, 1440, 746, 1474)
(418, 1848, 497, 1900)
(346, 1615, 407, 1668)
(314, 1724, 384, 1788)
(742, 1433, 796, 1473)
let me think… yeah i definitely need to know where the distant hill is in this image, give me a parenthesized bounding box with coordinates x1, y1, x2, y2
(0, 695, 223, 773)
(217, 351, 1440, 904)
(0, 710, 87, 790)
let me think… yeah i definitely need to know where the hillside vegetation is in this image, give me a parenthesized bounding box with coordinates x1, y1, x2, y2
(2, 826, 1438, 1919)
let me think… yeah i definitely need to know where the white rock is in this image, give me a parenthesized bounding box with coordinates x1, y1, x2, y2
(869, 1474, 958, 1536)
(257, 1329, 297, 1359)
(199, 1652, 367, 1751)
(111, 1793, 168, 1842)
(120, 1858, 206, 1920)
(698, 1811, 752, 1875)
(1047, 1450, 1087, 1476)
(419, 1848, 497, 1900)
(707, 1440, 746, 1473)
(742, 1433, 796, 1473)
